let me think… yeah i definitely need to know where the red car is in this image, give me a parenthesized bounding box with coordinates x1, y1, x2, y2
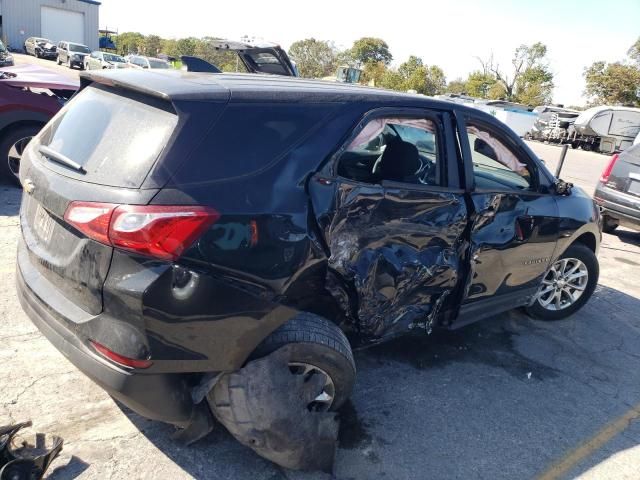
(0, 64, 78, 185)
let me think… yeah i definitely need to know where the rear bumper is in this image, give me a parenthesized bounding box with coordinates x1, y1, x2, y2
(15, 244, 197, 427)
(594, 186, 640, 231)
(599, 203, 640, 230)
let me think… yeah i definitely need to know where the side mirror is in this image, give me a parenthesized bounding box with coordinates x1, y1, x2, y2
(553, 179, 573, 196)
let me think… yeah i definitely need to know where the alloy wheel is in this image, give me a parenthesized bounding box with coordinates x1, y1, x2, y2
(536, 257, 589, 311)
(7, 136, 32, 179)
(288, 362, 336, 412)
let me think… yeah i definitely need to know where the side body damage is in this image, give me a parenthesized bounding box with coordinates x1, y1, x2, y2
(15, 71, 602, 472)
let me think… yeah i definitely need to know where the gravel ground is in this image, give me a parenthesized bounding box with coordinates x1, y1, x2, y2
(1, 92, 640, 479)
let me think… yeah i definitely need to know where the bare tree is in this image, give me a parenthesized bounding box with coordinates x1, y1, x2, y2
(476, 43, 551, 102)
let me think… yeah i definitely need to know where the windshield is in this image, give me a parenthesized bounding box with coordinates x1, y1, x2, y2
(0, 41, 7, 53)
(36, 38, 50, 44)
(69, 43, 90, 53)
(149, 59, 169, 69)
(104, 54, 124, 63)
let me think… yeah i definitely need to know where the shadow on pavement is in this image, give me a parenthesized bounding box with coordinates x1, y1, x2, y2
(0, 184, 21, 217)
(115, 283, 640, 480)
(610, 227, 640, 247)
(47, 455, 91, 479)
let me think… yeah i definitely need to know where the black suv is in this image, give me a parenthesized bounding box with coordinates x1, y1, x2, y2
(594, 144, 640, 233)
(17, 70, 600, 450)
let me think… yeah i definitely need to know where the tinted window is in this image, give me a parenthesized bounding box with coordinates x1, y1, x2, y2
(38, 86, 178, 188)
(467, 124, 532, 190)
(338, 117, 441, 186)
(174, 104, 334, 184)
(69, 43, 90, 53)
(250, 52, 281, 65)
(246, 52, 288, 75)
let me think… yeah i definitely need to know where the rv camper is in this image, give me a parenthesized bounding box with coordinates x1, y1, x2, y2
(568, 106, 640, 153)
(471, 100, 537, 137)
(528, 106, 580, 143)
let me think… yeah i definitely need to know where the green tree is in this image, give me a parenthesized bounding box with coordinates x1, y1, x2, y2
(477, 42, 554, 103)
(514, 65, 554, 105)
(446, 78, 467, 95)
(350, 37, 392, 66)
(362, 61, 388, 85)
(176, 37, 198, 57)
(465, 71, 497, 98)
(114, 32, 144, 55)
(628, 36, 640, 64)
(193, 37, 244, 72)
(143, 35, 162, 56)
(378, 56, 446, 95)
(335, 48, 357, 67)
(162, 38, 178, 57)
(584, 61, 640, 106)
(422, 65, 447, 96)
(378, 69, 403, 90)
(288, 38, 337, 78)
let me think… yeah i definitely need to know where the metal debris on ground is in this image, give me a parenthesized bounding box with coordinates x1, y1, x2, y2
(0, 421, 63, 480)
(208, 346, 340, 472)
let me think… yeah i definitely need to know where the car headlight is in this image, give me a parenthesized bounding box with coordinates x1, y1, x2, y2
(5, 55, 13, 62)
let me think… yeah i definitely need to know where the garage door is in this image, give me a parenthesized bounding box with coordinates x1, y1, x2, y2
(41, 6, 85, 45)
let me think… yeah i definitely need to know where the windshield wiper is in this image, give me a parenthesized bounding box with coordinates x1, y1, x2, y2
(39, 145, 86, 173)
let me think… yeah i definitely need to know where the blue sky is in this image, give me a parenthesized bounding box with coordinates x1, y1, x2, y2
(101, 0, 640, 105)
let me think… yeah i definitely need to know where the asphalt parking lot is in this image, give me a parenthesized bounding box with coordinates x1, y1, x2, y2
(2, 114, 640, 478)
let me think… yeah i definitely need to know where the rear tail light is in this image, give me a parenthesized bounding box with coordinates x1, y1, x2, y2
(90, 340, 153, 369)
(64, 202, 219, 261)
(63, 202, 115, 245)
(600, 153, 619, 183)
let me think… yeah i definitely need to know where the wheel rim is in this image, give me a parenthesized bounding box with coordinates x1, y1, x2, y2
(288, 362, 335, 412)
(7, 136, 32, 179)
(536, 257, 589, 311)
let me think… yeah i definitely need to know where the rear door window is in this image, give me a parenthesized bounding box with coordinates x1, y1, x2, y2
(38, 85, 178, 188)
(337, 116, 441, 186)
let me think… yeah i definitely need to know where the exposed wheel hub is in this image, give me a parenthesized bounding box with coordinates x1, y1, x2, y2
(7, 136, 32, 179)
(288, 362, 335, 412)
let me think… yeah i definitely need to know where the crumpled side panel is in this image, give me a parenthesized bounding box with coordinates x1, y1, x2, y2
(322, 181, 468, 340)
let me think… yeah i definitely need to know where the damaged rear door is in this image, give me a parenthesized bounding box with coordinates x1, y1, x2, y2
(309, 108, 468, 340)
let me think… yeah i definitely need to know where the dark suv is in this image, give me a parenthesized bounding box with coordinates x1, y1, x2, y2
(16, 70, 601, 454)
(594, 144, 640, 233)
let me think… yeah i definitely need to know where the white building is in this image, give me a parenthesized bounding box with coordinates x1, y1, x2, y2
(0, 0, 100, 51)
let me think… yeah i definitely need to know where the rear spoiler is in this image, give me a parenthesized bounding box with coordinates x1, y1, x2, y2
(78, 70, 230, 102)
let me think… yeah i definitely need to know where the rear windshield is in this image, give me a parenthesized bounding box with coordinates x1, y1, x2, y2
(69, 43, 90, 53)
(39, 85, 178, 188)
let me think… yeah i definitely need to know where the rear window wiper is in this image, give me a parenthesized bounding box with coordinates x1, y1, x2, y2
(39, 145, 86, 173)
